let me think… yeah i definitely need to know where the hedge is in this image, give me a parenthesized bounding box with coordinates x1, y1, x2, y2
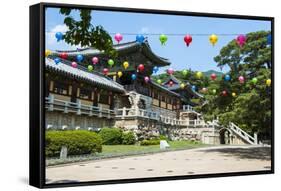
(99, 127, 123, 145)
(46, 130, 102, 158)
(122, 131, 136, 145)
(140, 135, 168, 146)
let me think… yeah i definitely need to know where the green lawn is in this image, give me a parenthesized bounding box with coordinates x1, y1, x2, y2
(100, 140, 206, 156)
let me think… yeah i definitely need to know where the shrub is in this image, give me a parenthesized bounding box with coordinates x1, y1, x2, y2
(45, 130, 102, 158)
(99, 127, 123, 145)
(122, 131, 136, 145)
(159, 135, 168, 140)
(140, 139, 160, 146)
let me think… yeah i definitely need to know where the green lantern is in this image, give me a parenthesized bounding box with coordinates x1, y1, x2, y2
(88, 65, 93, 72)
(252, 77, 258, 84)
(159, 34, 168, 45)
(108, 59, 114, 67)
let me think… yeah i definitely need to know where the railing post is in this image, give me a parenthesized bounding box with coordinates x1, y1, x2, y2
(122, 107, 126, 119)
(49, 94, 54, 111)
(89, 106, 93, 116)
(64, 102, 68, 113)
(254, 133, 258, 145)
(77, 100, 81, 115)
(99, 105, 102, 118)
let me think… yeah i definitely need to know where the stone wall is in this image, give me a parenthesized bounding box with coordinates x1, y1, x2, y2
(45, 111, 114, 130)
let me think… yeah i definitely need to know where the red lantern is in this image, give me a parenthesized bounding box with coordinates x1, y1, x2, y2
(138, 64, 145, 72)
(103, 68, 109, 75)
(169, 81, 174, 87)
(184, 34, 192, 46)
(222, 90, 227, 96)
(210, 73, 217, 80)
(59, 52, 68, 59)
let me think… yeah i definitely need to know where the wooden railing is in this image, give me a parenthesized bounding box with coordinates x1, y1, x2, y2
(45, 95, 115, 118)
(228, 122, 257, 145)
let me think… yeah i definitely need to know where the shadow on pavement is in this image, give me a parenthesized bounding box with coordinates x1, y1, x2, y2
(200, 147, 271, 160)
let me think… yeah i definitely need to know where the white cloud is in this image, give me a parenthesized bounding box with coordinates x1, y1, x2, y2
(46, 24, 69, 46)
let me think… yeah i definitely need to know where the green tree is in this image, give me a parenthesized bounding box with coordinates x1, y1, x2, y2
(198, 31, 272, 138)
(59, 8, 117, 57)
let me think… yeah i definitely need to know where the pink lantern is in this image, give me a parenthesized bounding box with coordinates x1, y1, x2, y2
(92, 57, 99, 65)
(114, 33, 123, 43)
(71, 61, 78, 68)
(169, 81, 174, 87)
(238, 76, 245, 84)
(236, 34, 246, 47)
(144, 76, 150, 83)
(167, 68, 174, 75)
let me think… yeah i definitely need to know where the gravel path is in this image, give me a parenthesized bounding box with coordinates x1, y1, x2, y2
(46, 145, 271, 184)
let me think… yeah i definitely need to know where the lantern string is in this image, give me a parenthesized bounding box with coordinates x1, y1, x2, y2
(45, 31, 241, 36)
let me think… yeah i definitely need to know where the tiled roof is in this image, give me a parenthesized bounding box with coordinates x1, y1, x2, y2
(51, 39, 171, 66)
(45, 58, 125, 93)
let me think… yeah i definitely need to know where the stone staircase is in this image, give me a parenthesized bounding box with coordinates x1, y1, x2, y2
(228, 122, 258, 145)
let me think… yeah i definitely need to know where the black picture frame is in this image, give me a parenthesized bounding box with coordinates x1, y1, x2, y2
(30, 2, 274, 189)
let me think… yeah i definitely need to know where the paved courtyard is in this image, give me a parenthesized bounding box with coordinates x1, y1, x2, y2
(46, 145, 271, 184)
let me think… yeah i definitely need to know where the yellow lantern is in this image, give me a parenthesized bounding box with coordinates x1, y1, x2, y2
(232, 92, 236, 97)
(196, 71, 203, 79)
(180, 83, 185, 89)
(266, 79, 271, 86)
(209, 34, 218, 46)
(117, 71, 123, 78)
(45, 49, 52, 57)
(123, 61, 129, 69)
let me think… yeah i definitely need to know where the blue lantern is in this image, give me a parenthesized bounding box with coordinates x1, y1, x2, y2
(224, 74, 231, 81)
(267, 34, 272, 45)
(76, 54, 84, 62)
(153, 66, 159, 74)
(136, 34, 145, 44)
(191, 85, 196, 91)
(131, 74, 137, 80)
(54, 57, 61, 64)
(55, 32, 63, 42)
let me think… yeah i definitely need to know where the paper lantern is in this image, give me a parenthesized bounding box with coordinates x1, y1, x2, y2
(159, 34, 168, 45)
(157, 79, 162, 84)
(212, 89, 217, 94)
(59, 52, 68, 59)
(103, 68, 109, 75)
(224, 74, 231, 81)
(196, 72, 203, 79)
(238, 76, 245, 84)
(55, 32, 63, 42)
(180, 83, 185, 89)
(222, 90, 227, 96)
(144, 76, 150, 83)
(209, 34, 218, 46)
(54, 57, 61, 64)
(266, 79, 271, 86)
(169, 81, 174, 86)
(236, 34, 246, 47)
(117, 71, 123, 78)
(136, 34, 145, 44)
(232, 92, 236, 97)
(167, 68, 174, 75)
(252, 77, 258, 84)
(45, 49, 52, 57)
(123, 61, 129, 69)
(210, 73, 217, 80)
(138, 64, 145, 72)
(88, 65, 93, 72)
(191, 85, 196, 91)
(108, 59, 114, 67)
(182, 69, 188, 76)
(76, 54, 84, 62)
(114, 33, 123, 43)
(92, 57, 99, 65)
(131, 74, 137, 80)
(184, 34, 192, 46)
(71, 62, 78, 68)
(153, 66, 159, 74)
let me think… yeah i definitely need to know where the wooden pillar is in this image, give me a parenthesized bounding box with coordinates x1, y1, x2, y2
(93, 88, 99, 106)
(71, 82, 78, 103)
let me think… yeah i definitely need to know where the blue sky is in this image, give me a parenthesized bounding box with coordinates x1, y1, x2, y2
(45, 8, 271, 73)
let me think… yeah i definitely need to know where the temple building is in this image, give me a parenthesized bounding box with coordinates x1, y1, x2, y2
(45, 39, 257, 145)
